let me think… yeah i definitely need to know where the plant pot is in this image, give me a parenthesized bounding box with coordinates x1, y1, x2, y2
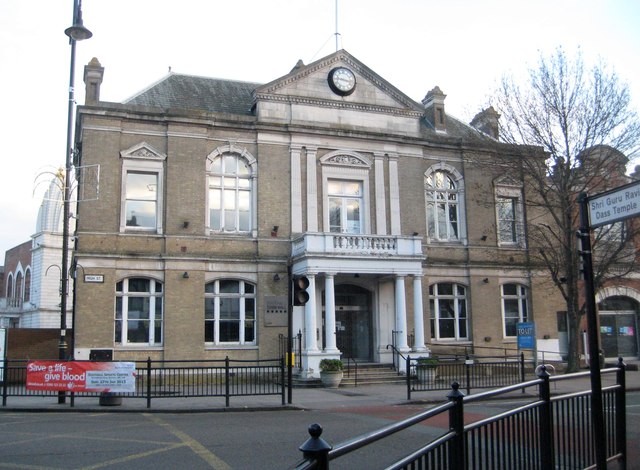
(320, 370, 343, 388)
(416, 367, 437, 385)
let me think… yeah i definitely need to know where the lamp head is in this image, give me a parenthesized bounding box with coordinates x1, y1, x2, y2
(65, 4, 92, 41)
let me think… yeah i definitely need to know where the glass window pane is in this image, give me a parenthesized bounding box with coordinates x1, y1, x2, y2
(210, 209, 221, 229)
(439, 299, 455, 318)
(237, 160, 250, 175)
(127, 173, 157, 200)
(219, 280, 239, 293)
(128, 279, 150, 293)
(220, 298, 239, 319)
(329, 198, 341, 232)
(223, 190, 236, 209)
(238, 190, 250, 210)
(328, 180, 341, 194)
(344, 182, 361, 196)
(127, 320, 149, 343)
(154, 320, 162, 344)
(205, 283, 215, 294)
(115, 320, 122, 343)
(210, 189, 221, 209)
(238, 210, 250, 231)
(210, 156, 222, 173)
(209, 176, 221, 187)
(245, 298, 255, 319)
(205, 321, 214, 342)
(126, 201, 156, 228)
(128, 297, 150, 319)
(219, 321, 239, 342)
(224, 211, 236, 230)
(224, 155, 237, 174)
(439, 284, 453, 296)
(503, 284, 517, 295)
(238, 177, 250, 188)
(439, 319, 455, 338)
(205, 299, 215, 318)
(244, 283, 255, 294)
(244, 321, 255, 342)
(458, 319, 467, 338)
(115, 297, 122, 319)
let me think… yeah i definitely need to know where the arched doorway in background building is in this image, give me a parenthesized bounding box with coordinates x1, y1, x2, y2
(597, 295, 639, 358)
(324, 284, 373, 361)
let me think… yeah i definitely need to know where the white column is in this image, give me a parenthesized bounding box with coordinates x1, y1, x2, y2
(413, 275, 427, 352)
(388, 154, 402, 235)
(304, 274, 318, 351)
(290, 146, 303, 233)
(395, 275, 409, 350)
(306, 147, 318, 232)
(324, 273, 338, 352)
(374, 153, 387, 235)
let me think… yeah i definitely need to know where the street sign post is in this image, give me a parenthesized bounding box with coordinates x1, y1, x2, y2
(587, 179, 640, 228)
(579, 180, 640, 470)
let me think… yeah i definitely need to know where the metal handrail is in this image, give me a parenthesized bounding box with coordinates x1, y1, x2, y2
(385, 343, 407, 374)
(343, 355, 358, 387)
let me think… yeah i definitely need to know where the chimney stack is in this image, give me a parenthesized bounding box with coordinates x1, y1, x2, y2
(83, 57, 104, 105)
(422, 86, 447, 132)
(470, 107, 501, 139)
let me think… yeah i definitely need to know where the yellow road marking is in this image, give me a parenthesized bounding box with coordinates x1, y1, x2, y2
(144, 414, 232, 470)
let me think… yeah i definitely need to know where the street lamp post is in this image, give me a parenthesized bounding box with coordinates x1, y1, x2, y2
(58, 0, 91, 403)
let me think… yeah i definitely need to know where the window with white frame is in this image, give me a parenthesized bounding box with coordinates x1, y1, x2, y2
(328, 179, 363, 234)
(205, 280, 256, 345)
(502, 283, 528, 337)
(429, 283, 468, 340)
(494, 178, 524, 246)
(425, 167, 464, 242)
(115, 278, 163, 346)
(119, 142, 165, 233)
(207, 154, 252, 233)
(124, 172, 158, 229)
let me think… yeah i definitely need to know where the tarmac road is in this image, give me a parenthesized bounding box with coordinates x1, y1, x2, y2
(1, 391, 639, 469)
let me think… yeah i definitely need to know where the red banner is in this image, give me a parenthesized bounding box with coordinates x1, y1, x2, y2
(26, 361, 136, 393)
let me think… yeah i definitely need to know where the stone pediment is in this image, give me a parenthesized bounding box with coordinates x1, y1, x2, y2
(253, 50, 424, 134)
(493, 174, 523, 188)
(120, 142, 167, 161)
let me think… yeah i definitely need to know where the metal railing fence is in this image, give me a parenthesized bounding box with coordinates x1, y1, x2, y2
(1, 357, 285, 408)
(407, 353, 526, 398)
(294, 360, 627, 470)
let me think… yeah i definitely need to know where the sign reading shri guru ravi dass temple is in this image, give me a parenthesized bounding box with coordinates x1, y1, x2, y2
(587, 180, 640, 228)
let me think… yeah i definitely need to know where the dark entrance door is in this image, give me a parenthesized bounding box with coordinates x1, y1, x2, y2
(600, 314, 638, 357)
(331, 284, 372, 361)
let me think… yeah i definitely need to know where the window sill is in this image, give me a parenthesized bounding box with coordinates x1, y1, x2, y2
(115, 345, 164, 350)
(205, 345, 258, 350)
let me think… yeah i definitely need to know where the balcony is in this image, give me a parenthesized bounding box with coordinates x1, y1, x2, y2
(292, 233, 423, 258)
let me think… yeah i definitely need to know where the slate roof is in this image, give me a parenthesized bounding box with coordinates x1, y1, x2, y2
(124, 73, 261, 116)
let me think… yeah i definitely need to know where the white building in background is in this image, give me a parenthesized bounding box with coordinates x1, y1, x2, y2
(0, 178, 74, 329)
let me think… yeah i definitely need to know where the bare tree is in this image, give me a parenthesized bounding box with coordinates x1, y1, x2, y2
(491, 48, 640, 372)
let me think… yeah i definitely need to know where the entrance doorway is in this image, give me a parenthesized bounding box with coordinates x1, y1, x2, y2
(598, 296, 639, 358)
(326, 284, 373, 361)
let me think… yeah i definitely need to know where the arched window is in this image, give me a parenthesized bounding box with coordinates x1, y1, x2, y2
(501, 283, 529, 337)
(115, 278, 163, 345)
(6, 274, 13, 299)
(205, 279, 256, 345)
(429, 283, 468, 340)
(15, 272, 24, 301)
(425, 167, 464, 242)
(207, 153, 252, 233)
(24, 269, 31, 302)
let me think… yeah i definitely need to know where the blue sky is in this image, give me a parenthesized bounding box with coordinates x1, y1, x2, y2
(0, 0, 639, 256)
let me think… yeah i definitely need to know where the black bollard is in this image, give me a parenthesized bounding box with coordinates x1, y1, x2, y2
(299, 423, 332, 470)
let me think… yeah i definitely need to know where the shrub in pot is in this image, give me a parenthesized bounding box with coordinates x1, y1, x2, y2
(416, 357, 438, 385)
(319, 359, 343, 388)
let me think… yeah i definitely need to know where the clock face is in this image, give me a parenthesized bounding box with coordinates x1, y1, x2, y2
(328, 67, 356, 96)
